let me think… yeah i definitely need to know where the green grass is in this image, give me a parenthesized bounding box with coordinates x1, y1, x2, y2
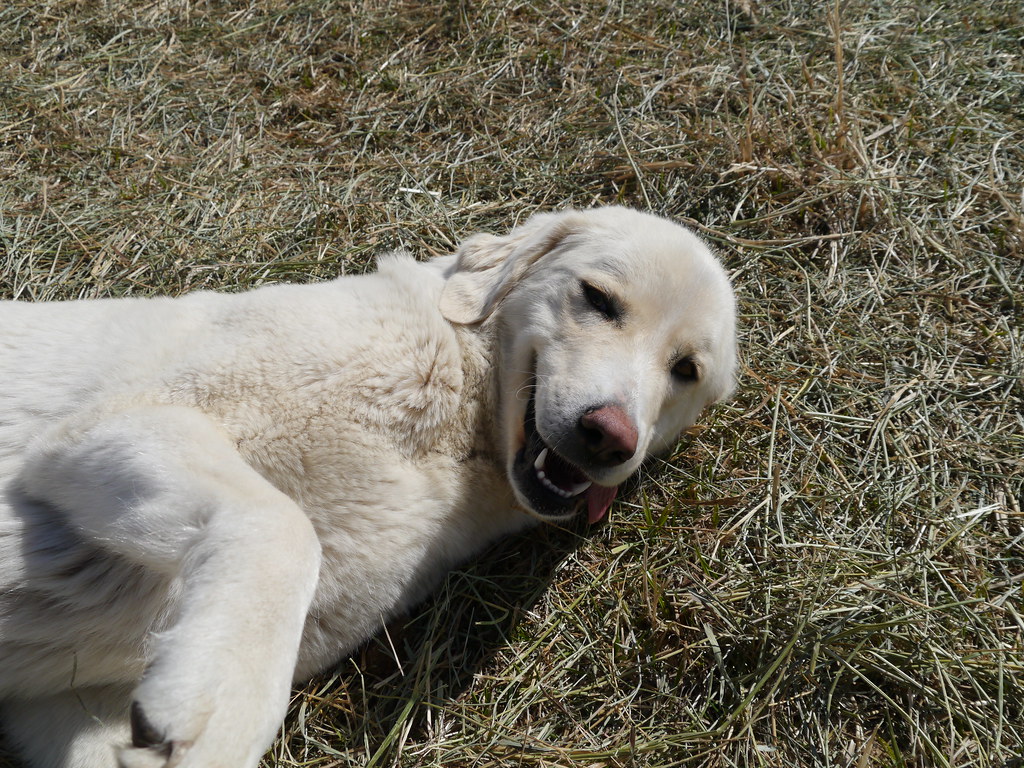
(1, 1, 1022, 766)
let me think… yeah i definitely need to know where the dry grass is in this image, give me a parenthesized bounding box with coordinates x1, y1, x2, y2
(1, 1, 1022, 766)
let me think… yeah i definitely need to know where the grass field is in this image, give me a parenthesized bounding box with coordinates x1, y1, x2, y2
(1, 1, 1022, 766)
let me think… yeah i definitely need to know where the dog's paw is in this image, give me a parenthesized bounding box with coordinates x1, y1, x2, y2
(117, 702, 191, 768)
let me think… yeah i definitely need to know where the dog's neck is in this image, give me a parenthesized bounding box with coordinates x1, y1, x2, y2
(449, 317, 503, 465)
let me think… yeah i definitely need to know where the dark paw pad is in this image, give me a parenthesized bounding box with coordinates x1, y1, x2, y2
(130, 701, 172, 758)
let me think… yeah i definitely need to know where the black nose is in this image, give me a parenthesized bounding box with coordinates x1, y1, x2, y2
(578, 405, 638, 466)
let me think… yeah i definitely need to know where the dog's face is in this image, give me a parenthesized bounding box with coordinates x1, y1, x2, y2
(440, 207, 737, 523)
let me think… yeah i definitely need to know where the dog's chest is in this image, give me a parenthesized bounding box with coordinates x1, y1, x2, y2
(212, 318, 498, 499)
(291, 449, 524, 678)
(173, 318, 525, 677)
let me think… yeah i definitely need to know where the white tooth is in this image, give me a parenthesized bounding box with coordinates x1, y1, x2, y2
(534, 447, 549, 471)
(539, 473, 566, 498)
(537, 470, 546, 480)
(568, 480, 592, 496)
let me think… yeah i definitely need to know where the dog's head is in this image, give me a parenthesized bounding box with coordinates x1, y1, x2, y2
(440, 207, 737, 523)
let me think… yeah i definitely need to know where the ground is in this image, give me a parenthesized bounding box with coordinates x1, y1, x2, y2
(0, 1, 1021, 766)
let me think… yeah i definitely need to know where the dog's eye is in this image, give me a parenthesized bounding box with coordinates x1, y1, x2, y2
(672, 357, 699, 382)
(582, 282, 616, 319)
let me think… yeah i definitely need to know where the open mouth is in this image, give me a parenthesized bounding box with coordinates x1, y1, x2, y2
(512, 392, 618, 523)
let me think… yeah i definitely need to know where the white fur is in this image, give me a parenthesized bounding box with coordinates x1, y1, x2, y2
(0, 207, 736, 767)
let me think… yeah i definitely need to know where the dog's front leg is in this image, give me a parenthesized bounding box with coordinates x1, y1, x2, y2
(19, 406, 322, 768)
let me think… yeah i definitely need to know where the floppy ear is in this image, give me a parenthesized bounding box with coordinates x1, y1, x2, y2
(439, 210, 583, 325)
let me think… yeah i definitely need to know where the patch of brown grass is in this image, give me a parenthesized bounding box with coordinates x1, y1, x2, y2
(1, 1, 1021, 766)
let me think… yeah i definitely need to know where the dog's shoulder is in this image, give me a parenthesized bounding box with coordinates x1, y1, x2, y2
(162, 254, 494, 475)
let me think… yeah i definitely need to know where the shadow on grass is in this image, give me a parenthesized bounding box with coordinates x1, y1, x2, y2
(279, 519, 594, 765)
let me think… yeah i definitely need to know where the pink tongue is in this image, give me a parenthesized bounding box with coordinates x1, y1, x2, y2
(585, 484, 619, 524)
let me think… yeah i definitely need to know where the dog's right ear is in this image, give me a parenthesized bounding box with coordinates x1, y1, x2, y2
(439, 211, 583, 325)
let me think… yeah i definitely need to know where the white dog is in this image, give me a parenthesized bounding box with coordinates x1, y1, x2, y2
(0, 207, 736, 767)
